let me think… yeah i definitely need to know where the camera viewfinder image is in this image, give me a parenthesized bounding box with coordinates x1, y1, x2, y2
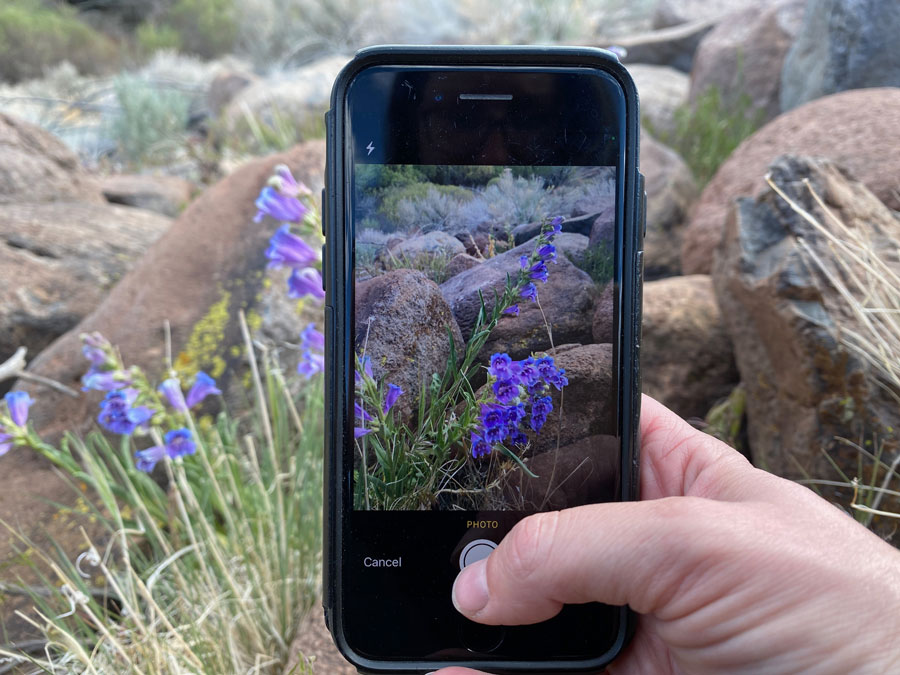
(353, 165, 618, 511)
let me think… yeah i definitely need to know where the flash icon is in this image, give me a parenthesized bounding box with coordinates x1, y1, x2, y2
(366, 141, 375, 156)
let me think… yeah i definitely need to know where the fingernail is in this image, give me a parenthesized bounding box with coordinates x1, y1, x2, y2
(452, 558, 489, 616)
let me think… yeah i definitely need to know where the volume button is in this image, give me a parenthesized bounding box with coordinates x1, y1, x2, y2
(321, 244, 327, 294)
(321, 188, 327, 237)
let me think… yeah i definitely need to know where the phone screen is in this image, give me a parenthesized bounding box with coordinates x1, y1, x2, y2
(352, 161, 618, 512)
(338, 65, 628, 664)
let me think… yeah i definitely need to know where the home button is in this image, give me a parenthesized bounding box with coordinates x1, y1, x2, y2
(459, 620, 505, 654)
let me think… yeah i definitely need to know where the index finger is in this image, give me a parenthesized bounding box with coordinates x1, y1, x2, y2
(638, 394, 760, 501)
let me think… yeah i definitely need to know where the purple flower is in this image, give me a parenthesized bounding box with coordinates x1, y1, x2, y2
(531, 395, 553, 417)
(273, 164, 311, 198)
(479, 403, 507, 430)
(519, 282, 538, 303)
(549, 216, 564, 238)
(354, 427, 373, 439)
(158, 378, 188, 413)
(300, 324, 325, 352)
(548, 369, 569, 390)
(266, 225, 317, 269)
(165, 428, 196, 459)
(529, 413, 547, 432)
(0, 428, 13, 457)
(470, 432, 492, 459)
(185, 372, 221, 408)
(527, 380, 548, 398)
(297, 349, 325, 378)
(504, 403, 527, 425)
(538, 243, 557, 263)
(519, 255, 529, 270)
(288, 267, 325, 301)
(355, 356, 373, 387)
(98, 389, 154, 436)
(134, 444, 166, 472)
(254, 186, 308, 224)
(81, 368, 130, 392)
(535, 356, 558, 380)
(4, 391, 34, 428)
(81, 332, 111, 367)
(382, 383, 404, 414)
(518, 357, 539, 387)
(354, 401, 372, 422)
(502, 304, 519, 316)
(483, 424, 507, 444)
(509, 431, 528, 446)
(488, 353, 514, 380)
(529, 261, 549, 283)
(492, 379, 520, 405)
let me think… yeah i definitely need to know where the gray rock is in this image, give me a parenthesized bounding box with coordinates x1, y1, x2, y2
(629, 64, 689, 137)
(690, 0, 806, 122)
(781, 0, 900, 111)
(652, 0, 768, 29)
(512, 212, 601, 246)
(388, 230, 465, 260)
(615, 18, 717, 72)
(0, 202, 171, 363)
(356, 269, 464, 420)
(711, 155, 900, 502)
(642, 275, 738, 419)
(440, 233, 593, 360)
(642, 132, 697, 279)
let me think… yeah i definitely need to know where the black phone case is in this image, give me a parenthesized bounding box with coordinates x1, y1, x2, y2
(323, 44, 645, 674)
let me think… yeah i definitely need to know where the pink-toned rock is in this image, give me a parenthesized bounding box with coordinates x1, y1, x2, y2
(0, 112, 103, 205)
(689, 0, 806, 122)
(99, 173, 196, 217)
(712, 155, 900, 498)
(0, 202, 171, 363)
(642, 275, 737, 419)
(641, 132, 697, 278)
(355, 269, 464, 420)
(682, 88, 900, 274)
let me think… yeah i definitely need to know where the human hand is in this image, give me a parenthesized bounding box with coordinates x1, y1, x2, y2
(433, 395, 900, 674)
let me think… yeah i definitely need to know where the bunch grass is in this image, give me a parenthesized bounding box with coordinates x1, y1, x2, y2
(0, 315, 321, 673)
(768, 175, 900, 528)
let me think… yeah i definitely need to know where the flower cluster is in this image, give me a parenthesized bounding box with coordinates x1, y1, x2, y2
(297, 323, 325, 378)
(80, 332, 133, 392)
(469, 352, 568, 459)
(503, 216, 563, 317)
(256, 165, 324, 302)
(0, 391, 34, 457)
(354, 355, 404, 439)
(79, 333, 221, 473)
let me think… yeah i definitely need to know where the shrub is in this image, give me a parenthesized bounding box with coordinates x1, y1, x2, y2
(111, 74, 191, 166)
(0, 0, 119, 83)
(650, 86, 764, 186)
(567, 242, 615, 287)
(380, 182, 473, 232)
(159, 0, 237, 60)
(135, 20, 182, 55)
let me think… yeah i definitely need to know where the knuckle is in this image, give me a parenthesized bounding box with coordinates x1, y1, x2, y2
(501, 511, 560, 582)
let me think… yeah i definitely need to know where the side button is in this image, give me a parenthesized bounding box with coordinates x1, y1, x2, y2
(321, 244, 327, 294)
(321, 188, 327, 237)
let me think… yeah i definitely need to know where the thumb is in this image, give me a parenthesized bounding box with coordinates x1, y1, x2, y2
(452, 496, 749, 625)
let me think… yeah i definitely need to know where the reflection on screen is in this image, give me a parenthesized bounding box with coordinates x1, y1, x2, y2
(352, 165, 617, 511)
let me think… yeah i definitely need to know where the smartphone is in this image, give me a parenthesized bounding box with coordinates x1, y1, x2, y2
(323, 45, 644, 673)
